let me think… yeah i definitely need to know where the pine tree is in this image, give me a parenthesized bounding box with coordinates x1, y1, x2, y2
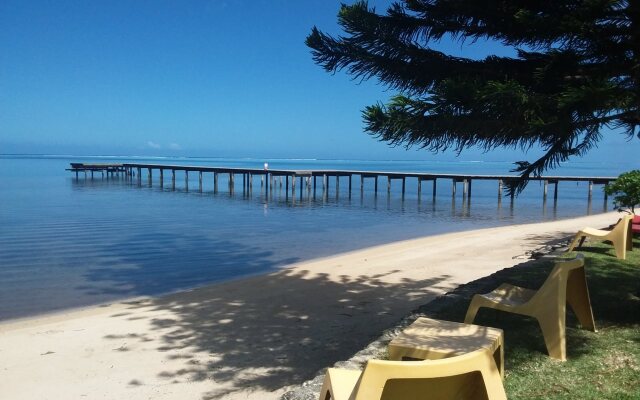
(306, 0, 639, 192)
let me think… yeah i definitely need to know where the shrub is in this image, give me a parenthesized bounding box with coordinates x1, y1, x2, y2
(604, 170, 640, 213)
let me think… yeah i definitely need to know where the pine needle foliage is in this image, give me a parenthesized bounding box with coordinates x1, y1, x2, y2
(306, 0, 640, 193)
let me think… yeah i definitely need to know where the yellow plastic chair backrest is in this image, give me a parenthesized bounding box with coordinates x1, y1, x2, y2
(524, 254, 585, 309)
(349, 349, 505, 400)
(612, 214, 633, 240)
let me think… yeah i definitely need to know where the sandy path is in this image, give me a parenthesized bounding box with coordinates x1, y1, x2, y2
(0, 212, 622, 400)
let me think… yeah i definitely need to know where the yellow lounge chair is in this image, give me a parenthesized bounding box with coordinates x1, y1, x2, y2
(567, 214, 634, 260)
(464, 254, 595, 361)
(318, 348, 506, 400)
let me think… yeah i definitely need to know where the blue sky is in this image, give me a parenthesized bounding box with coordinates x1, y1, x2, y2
(1, 0, 638, 163)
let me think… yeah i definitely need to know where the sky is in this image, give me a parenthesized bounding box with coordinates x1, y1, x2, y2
(1, 0, 638, 163)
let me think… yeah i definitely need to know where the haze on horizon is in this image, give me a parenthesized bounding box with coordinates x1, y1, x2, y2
(1, 0, 637, 164)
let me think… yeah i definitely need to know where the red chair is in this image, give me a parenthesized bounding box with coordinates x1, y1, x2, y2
(632, 215, 640, 236)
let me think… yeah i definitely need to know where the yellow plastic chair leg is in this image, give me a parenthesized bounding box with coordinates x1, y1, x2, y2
(613, 240, 626, 260)
(627, 218, 634, 252)
(319, 368, 362, 400)
(579, 236, 587, 248)
(567, 234, 583, 253)
(479, 359, 508, 400)
(537, 309, 566, 361)
(464, 296, 482, 324)
(566, 268, 596, 332)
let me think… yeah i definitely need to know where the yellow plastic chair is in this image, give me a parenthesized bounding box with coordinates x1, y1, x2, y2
(567, 214, 634, 260)
(464, 254, 595, 361)
(318, 349, 506, 400)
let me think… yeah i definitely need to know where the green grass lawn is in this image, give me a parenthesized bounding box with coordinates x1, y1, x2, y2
(429, 237, 640, 399)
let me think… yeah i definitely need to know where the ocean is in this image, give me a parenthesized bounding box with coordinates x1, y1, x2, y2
(0, 155, 632, 321)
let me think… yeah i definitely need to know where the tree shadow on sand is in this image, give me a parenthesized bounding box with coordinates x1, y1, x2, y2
(100, 267, 451, 399)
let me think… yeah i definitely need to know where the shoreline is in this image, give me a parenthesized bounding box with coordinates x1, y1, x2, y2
(0, 211, 624, 400)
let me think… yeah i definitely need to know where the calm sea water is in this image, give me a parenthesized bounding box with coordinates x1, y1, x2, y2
(0, 155, 632, 321)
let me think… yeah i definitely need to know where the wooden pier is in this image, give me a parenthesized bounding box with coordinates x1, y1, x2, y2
(67, 162, 616, 204)
(66, 163, 127, 179)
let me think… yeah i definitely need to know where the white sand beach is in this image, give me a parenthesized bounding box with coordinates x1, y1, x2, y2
(0, 212, 623, 400)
